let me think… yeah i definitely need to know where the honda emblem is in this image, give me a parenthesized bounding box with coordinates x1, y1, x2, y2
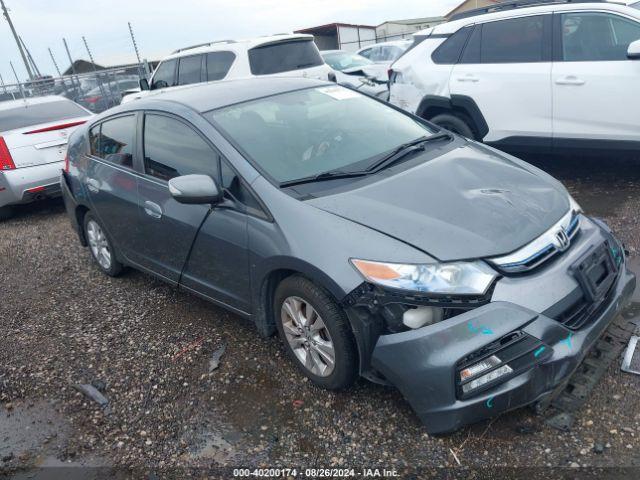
(555, 230, 570, 252)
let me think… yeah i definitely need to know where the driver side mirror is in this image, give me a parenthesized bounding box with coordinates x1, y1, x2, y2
(628, 39, 640, 60)
(139, 78, 150, 91)
(168, 174, 222, 205)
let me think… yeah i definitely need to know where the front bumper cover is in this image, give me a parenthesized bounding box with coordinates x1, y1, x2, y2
(369, 224, 636, 435)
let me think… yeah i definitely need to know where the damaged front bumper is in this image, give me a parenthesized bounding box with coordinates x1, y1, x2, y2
(360, 219, 636, 434)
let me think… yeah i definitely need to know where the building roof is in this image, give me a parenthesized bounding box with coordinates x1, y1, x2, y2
(443, 0, 501, 19)
(62, 59, 105, 76)
(295, 23, 376, 36)
(377, 17, 444, 26)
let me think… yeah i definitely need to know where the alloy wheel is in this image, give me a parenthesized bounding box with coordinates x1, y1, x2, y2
(86, 220, 112, 270)
(281, 296, 336, 377)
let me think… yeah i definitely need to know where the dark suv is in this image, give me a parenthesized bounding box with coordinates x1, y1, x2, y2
(61, 78, 636, 434)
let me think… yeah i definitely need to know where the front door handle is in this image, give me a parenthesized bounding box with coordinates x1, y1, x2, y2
(456, 74, 479, 83)
(555, 76, 585, 86)
(143, 201, 162, 219)
(86, 178, 100, 193)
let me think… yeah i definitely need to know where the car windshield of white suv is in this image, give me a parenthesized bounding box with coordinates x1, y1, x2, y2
(248, 40, 324, 75)
(208, 86, 436, 184)
(0, 100, 87, 132)
(322, 52, 373, 71)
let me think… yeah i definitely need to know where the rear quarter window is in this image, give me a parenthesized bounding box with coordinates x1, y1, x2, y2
(248, 40, 323, 75)
(432, 27, 472, 64)
(0, 100, 87, 132)
(207, 51, 236, 81)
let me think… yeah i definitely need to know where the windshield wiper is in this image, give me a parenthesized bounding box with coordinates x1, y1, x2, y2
(279, 132, 452, 189)
(279, 169, 370, 188)
(365, 132, 453, 173)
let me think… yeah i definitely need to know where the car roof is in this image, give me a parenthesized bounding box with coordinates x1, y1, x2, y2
(423, 1, 637, 35)
(358, 40, 412, 50)
(125, 77, 330, 113)
(162, 33, 315, 60)
(0, 95, 71, 111)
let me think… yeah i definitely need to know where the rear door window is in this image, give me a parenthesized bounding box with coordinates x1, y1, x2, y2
(90, 115, 136, 168)
(143, 114, 219, 181)
(0, 100, 87, 132)
(480, 15, 548, 63)
(206, 51, 235, 81)
(178, 55, 203, 85)
(151, 59, 177, 89)
(248, 40, 323, 75)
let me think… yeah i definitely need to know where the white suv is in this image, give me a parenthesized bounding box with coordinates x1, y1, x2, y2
(389, 0, 640, 153)
(122, 34, 333, 104)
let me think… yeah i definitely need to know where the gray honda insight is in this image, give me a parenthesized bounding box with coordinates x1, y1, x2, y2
(61, 78, 636, 434)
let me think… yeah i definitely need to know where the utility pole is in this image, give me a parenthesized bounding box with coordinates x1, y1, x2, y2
(49, 47, 69, 96)
(10, 61, 25, 99)
(20, 36, 41, 77)
(0, 73, 7, 94)
(128, 22, 145, 79)
(48, 48, 62, 77)
(1, 0, 34, 80)
(82, 35, 109, 104)
(62, 38, 81, 91)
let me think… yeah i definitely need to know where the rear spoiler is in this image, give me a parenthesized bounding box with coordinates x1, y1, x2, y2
(249, 35, 315, 50)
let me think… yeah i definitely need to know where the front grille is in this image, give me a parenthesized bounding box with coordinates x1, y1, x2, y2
(555, 270, 618, 330)
(490, 211, 581, 274)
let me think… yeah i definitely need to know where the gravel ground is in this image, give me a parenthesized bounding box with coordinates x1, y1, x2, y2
(1, 155, 639, 476)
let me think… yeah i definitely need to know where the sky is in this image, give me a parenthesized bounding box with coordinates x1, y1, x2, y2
(0, 0, 462, 83)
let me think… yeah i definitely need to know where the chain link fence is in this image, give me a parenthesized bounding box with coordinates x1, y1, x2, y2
(0, 63, 150, 114)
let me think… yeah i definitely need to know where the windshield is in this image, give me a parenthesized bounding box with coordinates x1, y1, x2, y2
(322, 52, 373, 71)
(632, 1, 639, 9)
(207, 86, 436, 184)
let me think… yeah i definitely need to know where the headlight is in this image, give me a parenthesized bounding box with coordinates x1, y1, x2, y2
(351, 259, 497, 295)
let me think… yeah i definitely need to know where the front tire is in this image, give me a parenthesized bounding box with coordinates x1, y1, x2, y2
(430, 113, 475, 139)
(83, 212, 123, 277)
(274, 276, 358, 390)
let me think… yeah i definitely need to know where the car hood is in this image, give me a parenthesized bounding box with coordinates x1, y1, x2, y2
(306, 144, 570, 261)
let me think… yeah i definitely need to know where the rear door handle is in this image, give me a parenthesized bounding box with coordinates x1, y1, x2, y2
(555, 76, 585, 86)
(86, 178, 100, 193)
(144, 201, 162, 219)
(456, 74, 479, 83)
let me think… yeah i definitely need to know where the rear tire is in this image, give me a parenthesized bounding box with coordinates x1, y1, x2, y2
(430, 113, 475, 139)
(274, 275, 358, 390)
(0, 205, 15, 221)
(83, 212, 123, 277)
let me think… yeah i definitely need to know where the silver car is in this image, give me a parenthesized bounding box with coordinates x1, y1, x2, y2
(0, 96, 92, 220)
